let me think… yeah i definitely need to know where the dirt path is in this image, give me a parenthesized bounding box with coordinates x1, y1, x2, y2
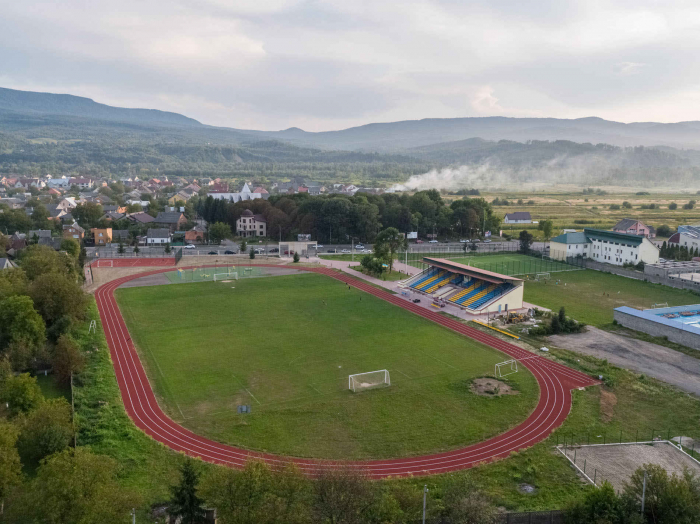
(549, 326, 700, 396)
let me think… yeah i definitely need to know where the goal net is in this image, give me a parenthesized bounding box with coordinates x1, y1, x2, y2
(495, 359, 518, 378)
(96, 260, 113, 268)
(348, 370, 390, 392)
(214, 272, 238, 281)
(535, 272, 550, 281)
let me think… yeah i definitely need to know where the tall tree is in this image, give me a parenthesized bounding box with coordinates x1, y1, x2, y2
(373, 227, 407, 273)
(0, 420, 22, 517)
(29, 272, 88, 327)
(0, 295, 46, 363)
(538, 219, 554, 244)
(518, 230, 534, 254)
(17, 398, 73, 466)
(170, 459, 207, 524)
(52, 334, 85, 385)
(209, 222, 231, 245)
(0, 373, 43, 417)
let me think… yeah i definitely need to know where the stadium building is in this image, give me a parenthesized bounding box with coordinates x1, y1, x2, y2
(403, 258, 524, 313)
(549, 229, 659, 266)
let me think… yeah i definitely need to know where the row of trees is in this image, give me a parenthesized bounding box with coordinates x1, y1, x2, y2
(195, 191, 501, 244)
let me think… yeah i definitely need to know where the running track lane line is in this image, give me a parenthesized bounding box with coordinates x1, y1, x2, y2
(94, 261, 600, 478)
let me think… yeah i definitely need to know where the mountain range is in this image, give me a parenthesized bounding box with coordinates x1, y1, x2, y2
(2, 86, 700, 187)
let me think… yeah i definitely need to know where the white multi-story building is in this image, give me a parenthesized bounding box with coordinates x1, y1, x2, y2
(236, 209, 267, 238)
(550, 229, 659, 266)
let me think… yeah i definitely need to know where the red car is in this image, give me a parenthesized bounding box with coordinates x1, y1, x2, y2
(415, 239, 423, 244)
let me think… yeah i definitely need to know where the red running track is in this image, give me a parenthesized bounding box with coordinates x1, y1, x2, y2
(95, 261, 599, 478)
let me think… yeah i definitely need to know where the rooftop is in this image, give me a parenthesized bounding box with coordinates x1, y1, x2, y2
(422, 258, 523, 284)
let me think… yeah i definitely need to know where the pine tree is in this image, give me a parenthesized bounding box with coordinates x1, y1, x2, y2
(558, 307, 566, 324)
(169, 459, 206, 524)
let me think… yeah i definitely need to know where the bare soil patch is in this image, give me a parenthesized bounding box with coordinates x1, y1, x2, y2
(470, 378, 519, 397)
(599, 389, 617, 423)
(549, 326, 700, 396)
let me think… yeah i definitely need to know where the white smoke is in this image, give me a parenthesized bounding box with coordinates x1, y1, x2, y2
(392, 164, 512, 192)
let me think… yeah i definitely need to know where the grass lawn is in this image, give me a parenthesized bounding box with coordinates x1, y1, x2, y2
(409, 252, 578, 276)
(116, 273, 538, 460)
(35, 374, 70, 400)
(523, 270, 700, 326)
(348, 265, 409, 281)
(165, 265, 267, 283)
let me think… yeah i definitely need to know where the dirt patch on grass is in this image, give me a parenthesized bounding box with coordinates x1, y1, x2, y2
(599, 389, 617, 423)
(470, 378, 519, 397)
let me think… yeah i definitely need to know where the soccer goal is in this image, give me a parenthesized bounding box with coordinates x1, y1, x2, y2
(96, 260, 113, 268)
(535, 272, 550, 281)
(348, 370, 390, 392)
(495, 359, 518, 378)
(214, 272, 238, 281)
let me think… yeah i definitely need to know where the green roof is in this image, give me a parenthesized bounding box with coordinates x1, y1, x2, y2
(551, 232, 589, 244)
(583, 228, 644, 246)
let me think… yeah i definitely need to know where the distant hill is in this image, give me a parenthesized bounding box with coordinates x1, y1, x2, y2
(0, 87, 201, 127)
(244, 116, 700, 151)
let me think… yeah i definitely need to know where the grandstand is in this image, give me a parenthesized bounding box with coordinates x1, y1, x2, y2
(403, 258, 524, 313)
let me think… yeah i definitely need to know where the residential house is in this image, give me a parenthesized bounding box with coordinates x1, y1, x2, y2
(126, 212, 155, 224)
(45, 204, 67, 221)
(146, 228, 172, 245)
(154, 211, 187, 232)
(57, 197, 78, 211)
(168, 191, 192, 205)
(0, 198, 25, 210)
(16, 178, 46, 189)
(111, 230, 130, 243)
(0, 258, 16, 270)
(549, 229, 659, 266)
(63, 222, 85, 240)
(91, 228, 112, 246)
(504, 212, 532, 224)
(185, 225, 206, 243)
(69, 177, 93, 189)
(612, 219, 656, 238)
(28, 229, 53, 243)
(236, 209, 267, 238)
(48, 188, 62, 197)
(672, 225, 700, 253)
(47, 177, 71, 189)
(103, 211, 125, 222)
(209, 183, 269, 203)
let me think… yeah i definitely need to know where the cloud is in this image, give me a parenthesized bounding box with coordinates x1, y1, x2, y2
(1, 0, 700, 130)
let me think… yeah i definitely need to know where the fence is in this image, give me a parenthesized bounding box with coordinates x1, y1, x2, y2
(578, 258, 700, 292)
(497, 510, 564, 524)
(174, 247, 183, 264)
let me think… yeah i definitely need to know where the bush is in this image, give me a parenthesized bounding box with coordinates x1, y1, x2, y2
(622, 201, 632, 209)
(293, 252, 300, 263)
(249, 247, 255, 260)
(668, 202, 678, 210)
(609, 204, 621, 210)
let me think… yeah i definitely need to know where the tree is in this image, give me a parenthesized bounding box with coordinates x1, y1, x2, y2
(72, 202, 104, 228)
(440, 476, 498, 524)
(374, 227, 407, 273)
(558, 307, 566, 324)
(133, 244, 140, 254)
(250, 247, 256, 259)
(293, 252, 300, 263)
(0, 268, 29, 301)
(0, 420, 22, 517)
(566, 482, 623, 524)
(165, 242, 172, 254)
(550, 314, 561, 334)
(17, 448, 137, 523)
(656, 225, 674, 238)
(60, 238, 80, 258)
(118, 241, 125, 254)
(669, 202, 678, 210)
(29, 272, 88, 327)
(239, 239, 247, 253)
(17, 397, 73, 467)
(19, 244, 80, 281)
(209, 222, 232, 245)
(0, 295, 46, 361)
(170, 459, 207, 524)
(622, 201, 632, 209)
(538, 220, 554, 243)
(313, 466, 376, 524)
(53, 334, 85, 385)
(0, 373, 43, 417)
(518, 230, 534, 254)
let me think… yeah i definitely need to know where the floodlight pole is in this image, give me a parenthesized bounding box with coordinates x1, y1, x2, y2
(422, 485, 428, 524)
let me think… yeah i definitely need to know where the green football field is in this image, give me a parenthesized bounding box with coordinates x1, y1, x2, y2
(116, 273, 538, 459)
(409, 252, 577, 276)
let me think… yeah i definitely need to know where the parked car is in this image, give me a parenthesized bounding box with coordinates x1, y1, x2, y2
(255, 248, 265, 254)
(184, 244, 196, 249)
(341, 249, 350, 253)
(355, 244, 364, 249)
(460, 239, 469, 243)
(415, 239, 423, 244)
(224, 250, 235, 254)
(270, 248, 279, 253)
(316, 244, 324, 248)
(208, 251, 218, 255)
(472, 239, 481, 243)
(362, 249, 372, 254)
(327, 249, 337, 253)
(484, 239, 491, 243)
(429, 240, 438, 243)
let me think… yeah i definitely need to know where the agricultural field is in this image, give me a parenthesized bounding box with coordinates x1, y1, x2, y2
(115, 273, 539, 460)
(472, 190, 700, 240)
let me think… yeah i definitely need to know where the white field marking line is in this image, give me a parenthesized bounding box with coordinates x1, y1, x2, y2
(100, 268, 571, 473)
(395, 369, 412, 379)
(230, 374, 261, 405)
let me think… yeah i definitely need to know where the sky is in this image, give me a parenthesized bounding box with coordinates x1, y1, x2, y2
(1, 0, 699, 131)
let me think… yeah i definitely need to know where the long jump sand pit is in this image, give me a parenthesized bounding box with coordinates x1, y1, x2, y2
(561, 442, 700, 491)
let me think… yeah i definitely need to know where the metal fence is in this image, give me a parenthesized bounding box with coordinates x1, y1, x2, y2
(497, 510, 564, 524)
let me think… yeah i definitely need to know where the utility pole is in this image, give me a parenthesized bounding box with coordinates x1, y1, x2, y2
(422, 484, 428, 524)
(131, 508, 136, 524)
(641, 470, 647, 515)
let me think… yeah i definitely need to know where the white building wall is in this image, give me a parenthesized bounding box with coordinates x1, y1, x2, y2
(481, 284, 524, 314)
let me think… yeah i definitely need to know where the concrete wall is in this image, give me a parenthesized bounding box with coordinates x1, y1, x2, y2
(613, 309, 700, 351)
(483, 284, 524, 314)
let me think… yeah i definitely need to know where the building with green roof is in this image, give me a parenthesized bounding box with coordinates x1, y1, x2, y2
(549, 229, 659, 266)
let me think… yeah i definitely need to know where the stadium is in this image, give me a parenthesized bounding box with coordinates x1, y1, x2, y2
(92, 258, 597, 477)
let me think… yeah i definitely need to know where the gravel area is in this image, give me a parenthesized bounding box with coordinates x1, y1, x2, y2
(561, 442, 700, 492)
(549, 326, 700, 396)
